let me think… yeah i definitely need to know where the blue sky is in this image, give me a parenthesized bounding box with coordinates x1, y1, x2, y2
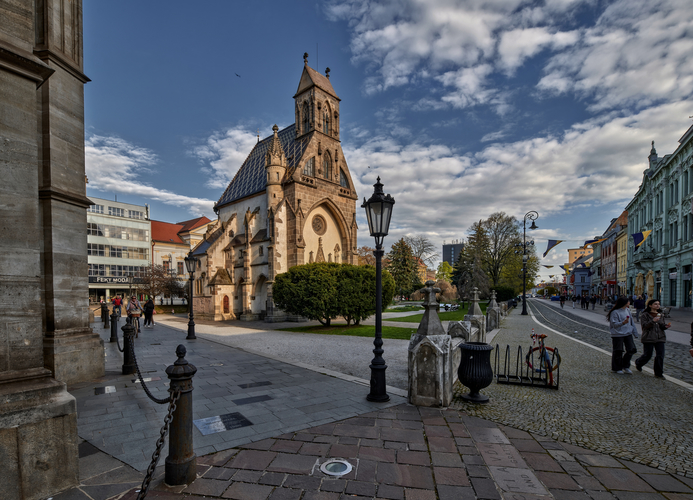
(83, 0, 693, 281)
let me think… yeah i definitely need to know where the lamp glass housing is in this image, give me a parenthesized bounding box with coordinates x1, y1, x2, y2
(184, 254, 196, 274)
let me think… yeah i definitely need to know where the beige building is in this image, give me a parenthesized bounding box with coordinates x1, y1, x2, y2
(567, 247, 593, 266)
(192, 57, 358, 321)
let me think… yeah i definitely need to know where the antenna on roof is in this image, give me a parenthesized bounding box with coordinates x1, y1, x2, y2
(257, 129, 260, 143)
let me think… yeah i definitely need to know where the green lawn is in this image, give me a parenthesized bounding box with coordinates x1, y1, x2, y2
(385, 305, 424, 312)
(279, 323, 418, 340)
(393, 303, 488, 323)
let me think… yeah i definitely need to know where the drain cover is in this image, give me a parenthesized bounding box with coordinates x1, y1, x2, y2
(320, 459, 352, 476)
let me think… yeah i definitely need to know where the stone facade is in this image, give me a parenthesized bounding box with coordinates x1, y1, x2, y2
(192, 58, 358, 321)
(1, 0, 101, 497)
(627, 126, 693, 307)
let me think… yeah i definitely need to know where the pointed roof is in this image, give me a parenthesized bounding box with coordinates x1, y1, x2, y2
(215, 124, 308, 210)
(266, 124, 286, 163)
(151, 220, 187, 245)
(177, 216, 212, 233)
(294, 64, 339, 100)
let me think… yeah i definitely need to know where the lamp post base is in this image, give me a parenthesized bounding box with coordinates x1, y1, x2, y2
(367, 364, 389, 402)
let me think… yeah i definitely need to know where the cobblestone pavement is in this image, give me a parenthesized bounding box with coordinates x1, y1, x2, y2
(528, 299, 693, 384)
(454, 309, 693, 477)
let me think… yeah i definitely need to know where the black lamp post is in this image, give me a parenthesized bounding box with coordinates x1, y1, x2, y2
(128, 274, 134, 299)
(521, 211, 538, 315)
(184, 251, 197, 340)
(362, 177, 395, 402)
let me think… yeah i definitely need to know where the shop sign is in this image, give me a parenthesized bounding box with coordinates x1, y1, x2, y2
(89, 276, 137, 284)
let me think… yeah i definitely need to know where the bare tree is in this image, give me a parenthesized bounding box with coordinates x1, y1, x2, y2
(404, 235, 440, 268)
(357, 246, 376, 266)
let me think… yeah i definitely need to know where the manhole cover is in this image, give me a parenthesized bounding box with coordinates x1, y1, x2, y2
(320, 459, 352, 476)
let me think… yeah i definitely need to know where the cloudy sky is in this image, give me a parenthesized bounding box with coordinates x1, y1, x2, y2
(83, 0, 693, 281)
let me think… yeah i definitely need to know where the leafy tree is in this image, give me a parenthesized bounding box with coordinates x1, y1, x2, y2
(499, 251, 540, 294)
(273, 263, 340, 325)
(357, 245, 376, 266)
(385, 238, 418, 294)
(453, 222, 490, 298)
(436, 261, 453, 282)
(403, 235, 439, 268)
(135, 264, 185, 300)
(483, 212, 521, 287)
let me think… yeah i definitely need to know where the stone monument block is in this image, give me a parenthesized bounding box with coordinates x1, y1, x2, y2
(487, 307, 501, 331)
(408, 281, 455, 407)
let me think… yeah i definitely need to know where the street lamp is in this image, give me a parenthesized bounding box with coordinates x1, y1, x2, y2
(362, 176, 395, 402)
(184, 251, 198, 340)
(521, 211, 538, 316)
(128, 274, 134, 298)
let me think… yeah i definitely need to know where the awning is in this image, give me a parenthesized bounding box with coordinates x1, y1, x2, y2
(606, 280, 617, 285)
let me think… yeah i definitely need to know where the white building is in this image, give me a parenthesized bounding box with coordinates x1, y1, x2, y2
(87, 197, 151, 302)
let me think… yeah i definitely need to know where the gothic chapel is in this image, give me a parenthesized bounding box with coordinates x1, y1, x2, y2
(192, 55, 358, 321)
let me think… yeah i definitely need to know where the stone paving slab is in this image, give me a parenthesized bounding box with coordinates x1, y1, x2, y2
(69, 321, 405, 472)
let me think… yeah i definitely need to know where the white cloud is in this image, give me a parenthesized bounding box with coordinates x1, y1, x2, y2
(537, 0, 693, 110)
(498, 28, 579, 74)
(346, 100, 693, 254)
(190, 126, 262, 189)
(85, 135, 215, 217)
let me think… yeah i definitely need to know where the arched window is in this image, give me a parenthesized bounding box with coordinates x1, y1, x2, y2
(340, 169, 349, 188)
(323, 110, 330, 134)
(302, 102, 310, 134)
(303, 157, 315, 176)
(323, 153, 331, 180)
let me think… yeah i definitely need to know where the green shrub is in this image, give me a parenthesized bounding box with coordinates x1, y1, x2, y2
(273, 263, 395, 326)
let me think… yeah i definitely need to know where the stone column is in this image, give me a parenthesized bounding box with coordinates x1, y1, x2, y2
(35, 0, 105, 385)
(0, 1, 88, 497)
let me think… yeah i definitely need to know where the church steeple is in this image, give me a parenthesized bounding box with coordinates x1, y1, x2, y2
(294, 53, 340, 140)
(648, 140, 658, 168)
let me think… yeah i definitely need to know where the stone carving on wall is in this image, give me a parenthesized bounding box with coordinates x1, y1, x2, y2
(668, 209, 679, 222)
(654, 217, 663, 230)
(312, 214, 327, 235)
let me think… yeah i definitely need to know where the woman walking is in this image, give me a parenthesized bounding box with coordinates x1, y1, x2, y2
(607, 297, 638, 374)
(635, 299, 670, 379)
(143, 298, 155, 328)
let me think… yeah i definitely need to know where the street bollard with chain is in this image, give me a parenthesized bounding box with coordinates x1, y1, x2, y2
(122, 321, 136, 375)
(101, 302, 109, 328)
(110, 311, 119, 343)
(164, 345, 197, 486)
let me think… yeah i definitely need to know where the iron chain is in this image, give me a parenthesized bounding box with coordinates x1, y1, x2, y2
(136, 389, 180, 500)
(129, 336, 171, 405)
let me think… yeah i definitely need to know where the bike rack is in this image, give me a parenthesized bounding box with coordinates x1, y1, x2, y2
(494, 344, 560, 389)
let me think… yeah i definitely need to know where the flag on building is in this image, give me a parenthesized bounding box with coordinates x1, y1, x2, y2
(582, 238, 606, 249)
(543, 240, 563, 258)
(542, 265, 554, 268)
(632, 230, 652, 250)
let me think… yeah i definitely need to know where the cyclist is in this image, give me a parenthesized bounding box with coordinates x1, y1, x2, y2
(126, 296, 143, 337)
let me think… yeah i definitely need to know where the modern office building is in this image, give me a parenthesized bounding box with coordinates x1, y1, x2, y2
(87, 197, 152, 302)
(442, 240, 464, 266)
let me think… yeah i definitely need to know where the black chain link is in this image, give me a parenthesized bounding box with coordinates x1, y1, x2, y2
(128, 336, 171, 405)
(136, 389, 180, 500)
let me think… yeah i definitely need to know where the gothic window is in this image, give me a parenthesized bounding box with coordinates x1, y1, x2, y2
(323, 109, 330, 134)
(303, 157, 315, 176)
(340, 169, 349, 188)
(302, 102, 310, 134)
(259, 246, 264, 256)
(323, 152, 331, 180)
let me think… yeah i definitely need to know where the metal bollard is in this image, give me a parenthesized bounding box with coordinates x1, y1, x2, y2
(101, 303, 109, 328)
(122, 321, 136, 375)
(165, 345, 197, 486)
(110, 311, 119, 343)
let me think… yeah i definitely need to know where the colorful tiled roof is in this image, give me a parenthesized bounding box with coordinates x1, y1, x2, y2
(177, 216, 211, 232)
(215, 124, 307, 210)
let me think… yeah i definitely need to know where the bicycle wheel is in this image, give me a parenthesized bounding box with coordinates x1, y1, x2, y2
(525, 346, 561, 373)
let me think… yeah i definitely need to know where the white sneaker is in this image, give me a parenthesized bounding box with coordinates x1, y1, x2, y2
(613, 370, 624, 374)
(622, 368, 633, 374)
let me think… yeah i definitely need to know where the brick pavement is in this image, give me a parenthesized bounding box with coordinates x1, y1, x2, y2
(52, 312, 693, 499)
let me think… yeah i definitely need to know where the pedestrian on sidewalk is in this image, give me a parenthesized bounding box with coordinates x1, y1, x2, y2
(607, 297, 638, 374)
(590, 295, 597, 310)
(143, 298, 155, 328)
(633, 295, 646, 322)
(572, 295, 577, 309)
(560, 295, 566, 308)
(635, 299, 670, 379)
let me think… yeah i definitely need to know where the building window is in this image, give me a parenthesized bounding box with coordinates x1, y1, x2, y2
(303, 157, 315, 176)
(323, 109, 330, 134)
(87, 243, 105, 256)
(684, 171, 690, 196)
(323, 153, 331, 180)
(88, 204, 104, 214)
(302, 102, 310, 134)
(340, 169, 349, 188)
(177, 262, 184, 275)
(128, 210, 144, 220)
(108, 206, 126, 217)
(675, 179, 680, 204)
(259, 245, 264, 256)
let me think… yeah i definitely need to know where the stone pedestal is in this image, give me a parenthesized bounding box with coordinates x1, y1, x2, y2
(408, 281, 456, 407)
(464, 287, 487, 343)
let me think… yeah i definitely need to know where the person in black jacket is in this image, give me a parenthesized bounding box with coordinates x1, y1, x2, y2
(635, 299, 670, 378)
(143, 299, 156, 328)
